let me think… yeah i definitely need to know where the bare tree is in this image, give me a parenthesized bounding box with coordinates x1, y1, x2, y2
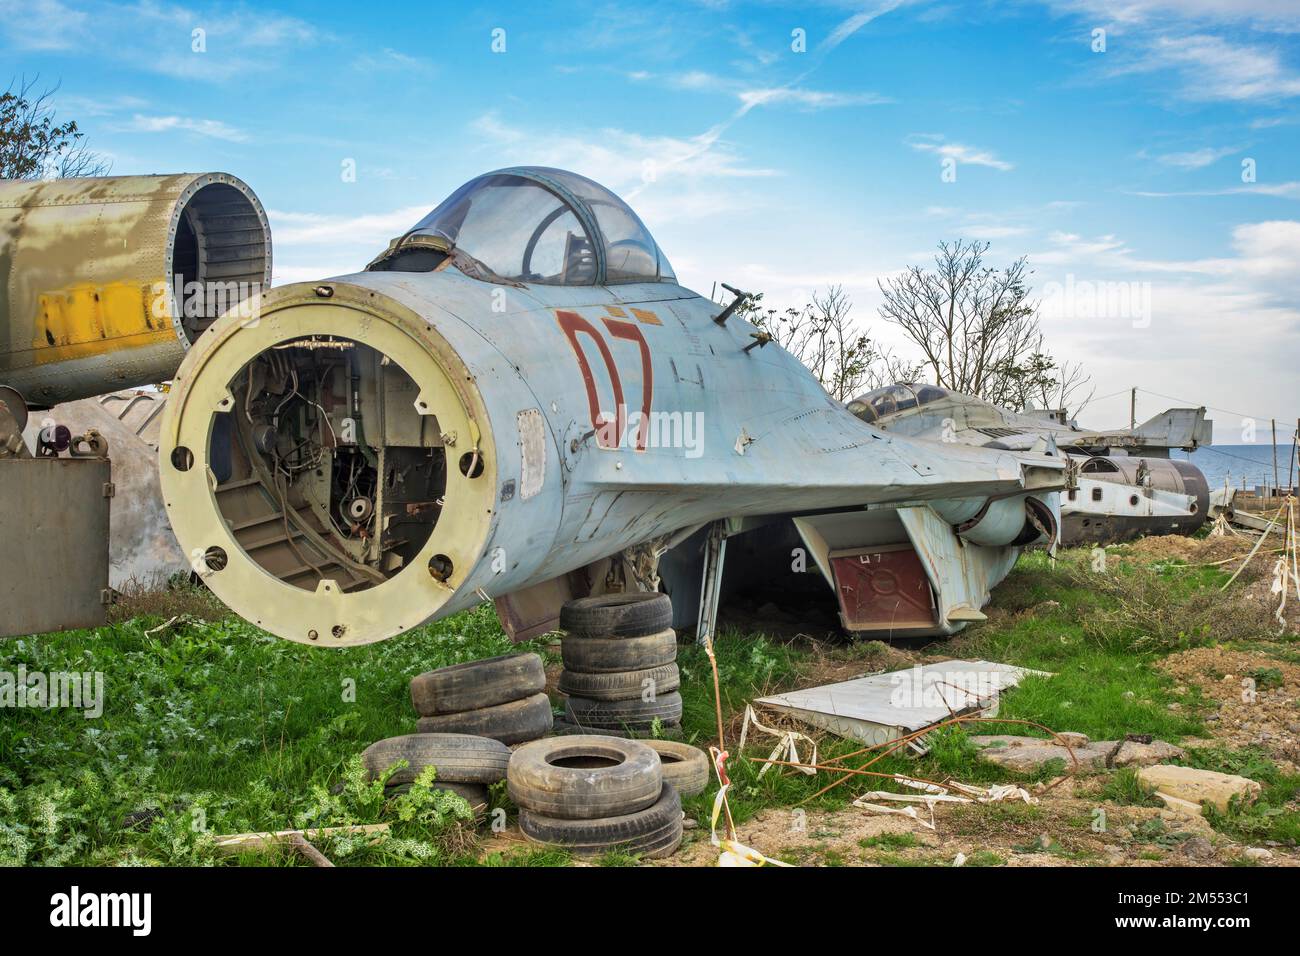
(1, 77, 110, 180)
(744, 285, 919, 401)
(876, 240, 1089, 415)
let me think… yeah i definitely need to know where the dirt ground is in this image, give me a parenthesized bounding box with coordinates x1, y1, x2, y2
(478, 772, 1298, 867)
(1158, 647, 1300, 772)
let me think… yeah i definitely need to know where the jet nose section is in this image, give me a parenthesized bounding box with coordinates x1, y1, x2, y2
(159, 280, 498, 645)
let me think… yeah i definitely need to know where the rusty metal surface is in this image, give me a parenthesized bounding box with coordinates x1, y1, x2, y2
(830, 544, 937, 631)
(0, 173, 270, 406)
(0, 456, 110, 638)
(24, 390, 187, 588)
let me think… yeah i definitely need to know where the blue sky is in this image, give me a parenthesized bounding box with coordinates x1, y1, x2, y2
(3, 0, 1298, 442)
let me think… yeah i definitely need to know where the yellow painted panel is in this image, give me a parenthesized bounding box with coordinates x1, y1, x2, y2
(32, 280, 164, 364)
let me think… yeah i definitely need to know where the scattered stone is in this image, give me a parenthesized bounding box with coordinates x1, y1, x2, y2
(1244, 847, 1273, 861)
(682, 818, 699, 830)
(1157, 796, 1214, 836)
(969, 734, 1185, 773)
(968, 735, 1113, 772)
(1136, 764, 1262, 813)
(1178, 836, 1215, 860)
(1110, 739, 1186, 768)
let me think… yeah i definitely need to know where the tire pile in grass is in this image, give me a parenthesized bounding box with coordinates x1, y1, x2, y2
(409, 652, 553, 745)
(361, 733, 511, 813)
(555, 593, 684, 737)
(508, 735, 684, 858)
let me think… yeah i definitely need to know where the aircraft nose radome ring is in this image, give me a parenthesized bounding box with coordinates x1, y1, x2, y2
(158, 281, 497, 646)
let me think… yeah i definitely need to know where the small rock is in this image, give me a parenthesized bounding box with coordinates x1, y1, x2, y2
(968, 735, 1113, 772)
(1244, 847, 1273, 861)
(1158, 799, 1214, 836)
(1137, 764, 1262, 813)
(1057, 732, 1090, 749)
(1110, 739, 1186, 768)
(682, 818, 699, 830)
(1178, 836, 1215, 860)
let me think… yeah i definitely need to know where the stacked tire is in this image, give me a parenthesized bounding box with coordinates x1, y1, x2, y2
(409, 652, 553, 746)
(508, 735, 683, 858)
(361, 733, 512, 812)
(556, 593, 683, 736)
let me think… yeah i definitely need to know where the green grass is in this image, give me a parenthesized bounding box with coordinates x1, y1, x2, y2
(0, 601, 551, 865)
(1183, 747, 1300, 846)
(4, 542, 1297, 865)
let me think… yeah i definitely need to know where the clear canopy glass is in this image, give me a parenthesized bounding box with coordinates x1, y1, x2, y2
(407, 167, 675, 286)
(847, 383, 950, 423)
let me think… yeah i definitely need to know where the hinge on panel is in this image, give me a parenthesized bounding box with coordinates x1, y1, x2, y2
(100, 589, 113, 605)
(102, 482, 115, 498)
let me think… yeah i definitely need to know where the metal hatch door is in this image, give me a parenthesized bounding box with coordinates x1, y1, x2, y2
(0, 457, 111, 638)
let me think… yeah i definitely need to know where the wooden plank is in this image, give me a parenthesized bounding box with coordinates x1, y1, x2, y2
(213, 823, 389, 855)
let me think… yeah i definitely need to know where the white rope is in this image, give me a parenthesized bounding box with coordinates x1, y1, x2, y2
(739, 704, 819, 779)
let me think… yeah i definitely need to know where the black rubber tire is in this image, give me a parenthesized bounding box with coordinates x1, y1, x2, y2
(519, 784, 683, 858)
(643, 740, 710, 796)
(560, 592, 673, 639)
(415, 693, 553, 745)
(507, 735, 662, 819)
(563, 691, 683, 730)
(385, 780, 489, 811)
(557, 662, 679, 701)
(561, 628, 677, 674)
(409, 653, 546, 716)
(551, 718, 684, 741)
(362, 733, 511, 786)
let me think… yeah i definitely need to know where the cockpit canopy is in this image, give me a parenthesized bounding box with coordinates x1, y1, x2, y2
(847, 383, 951, 423)
(385, 167, 675, 286)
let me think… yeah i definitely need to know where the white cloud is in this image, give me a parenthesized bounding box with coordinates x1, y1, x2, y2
(269, 205, 431, 247)
(0, 0, 86, 50)
(1043, 0, 1300, 31)
(1128, 182, 1300, 199)
(114, 114, 249, 142)
(906, 135, 1014, 171)
(737, 87, 892, 110)
(352, 48, 435, 74)
(1147, 145, 1239, 168)
(1143, 34, 1300, 102)
(0, 0, 320, 81)
(1027, 218, 1300, 434)
(469, 112, 777, 227)
(632, 70, 891, 111)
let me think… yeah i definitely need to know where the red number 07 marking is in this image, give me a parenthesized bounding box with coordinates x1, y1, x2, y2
(556, 309, 654, 452)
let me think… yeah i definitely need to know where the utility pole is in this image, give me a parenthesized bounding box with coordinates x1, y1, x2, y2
(1272, 419, 1279, 501)
(1130, 387, 1136, 430)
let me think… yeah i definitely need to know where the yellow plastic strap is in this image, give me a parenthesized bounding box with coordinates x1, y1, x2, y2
(738, 704, 819, 779)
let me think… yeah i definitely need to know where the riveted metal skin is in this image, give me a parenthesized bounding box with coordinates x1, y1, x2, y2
(0, 173, 270, 406)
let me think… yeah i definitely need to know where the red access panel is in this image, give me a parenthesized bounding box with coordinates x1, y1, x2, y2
(830, 544, 937, 631)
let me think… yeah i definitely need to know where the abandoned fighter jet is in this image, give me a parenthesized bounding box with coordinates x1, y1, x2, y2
(154, 167, 1066, 645)
(847, 383, 1213, 545)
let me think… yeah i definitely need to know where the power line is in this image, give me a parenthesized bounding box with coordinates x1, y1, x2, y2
(1136, 388, 1298, 428)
